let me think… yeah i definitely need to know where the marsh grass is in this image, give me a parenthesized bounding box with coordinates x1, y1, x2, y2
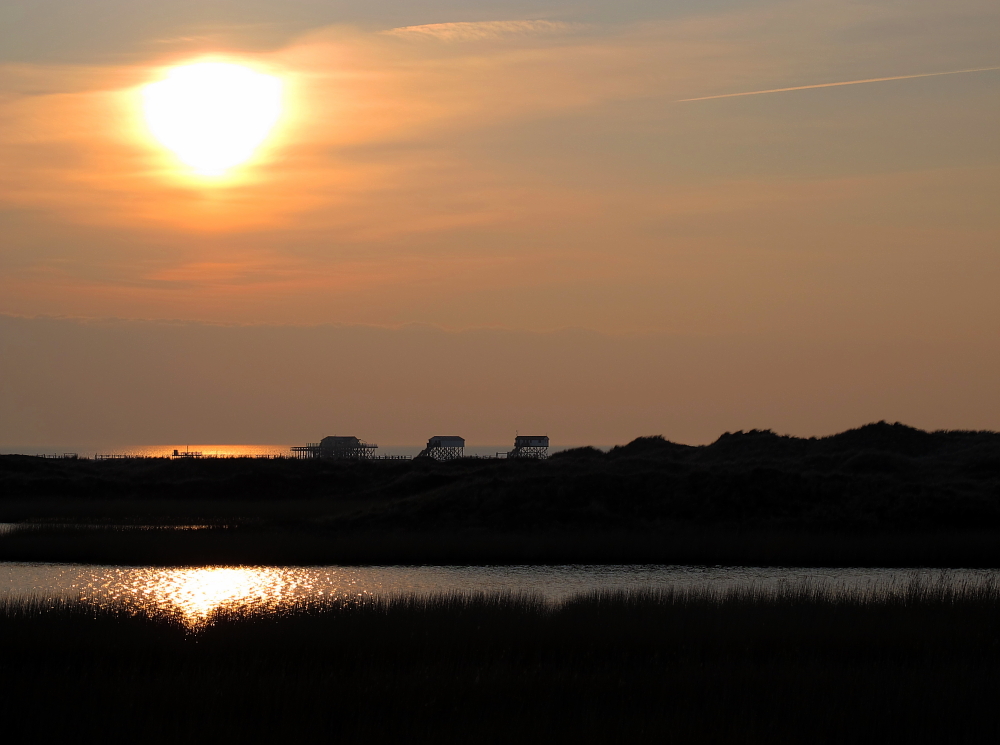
(2, 582, 1000, 742)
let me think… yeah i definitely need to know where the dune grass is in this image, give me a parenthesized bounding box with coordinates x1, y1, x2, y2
(2, 582, 999, 742)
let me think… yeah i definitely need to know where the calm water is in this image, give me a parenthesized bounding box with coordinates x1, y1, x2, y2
(1, 563, 996, 626)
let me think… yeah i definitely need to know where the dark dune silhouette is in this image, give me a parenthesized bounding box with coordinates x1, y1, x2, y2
(3, 421, 1000, 564)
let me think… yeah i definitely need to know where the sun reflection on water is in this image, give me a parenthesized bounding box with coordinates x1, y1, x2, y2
(80, 566, 374, 627)
(10, 564, 993, 629)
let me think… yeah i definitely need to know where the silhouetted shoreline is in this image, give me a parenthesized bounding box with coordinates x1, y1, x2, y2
(4, 421, 1000, 565)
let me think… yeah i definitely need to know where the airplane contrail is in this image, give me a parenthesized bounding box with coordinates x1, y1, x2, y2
(676, 65, 1000, 102)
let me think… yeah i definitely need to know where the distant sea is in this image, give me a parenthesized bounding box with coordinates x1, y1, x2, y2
(0, 444, 576, 458)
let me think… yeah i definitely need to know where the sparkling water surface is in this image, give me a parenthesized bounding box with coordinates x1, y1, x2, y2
(2, 563, 996, 626)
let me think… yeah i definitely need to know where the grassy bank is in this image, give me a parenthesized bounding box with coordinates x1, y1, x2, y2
(3, 584, 1000, 742)
(5, 524, 1000, 566)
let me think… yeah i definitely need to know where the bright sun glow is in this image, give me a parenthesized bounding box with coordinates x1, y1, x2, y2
(143, 62, 283, 176)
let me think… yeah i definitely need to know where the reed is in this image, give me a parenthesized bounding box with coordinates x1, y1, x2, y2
(2, 583, 999, 742)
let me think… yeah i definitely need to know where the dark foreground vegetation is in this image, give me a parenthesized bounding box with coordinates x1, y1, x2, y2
(3, 584, 1000, 743)
(4, 421, 1000, 564)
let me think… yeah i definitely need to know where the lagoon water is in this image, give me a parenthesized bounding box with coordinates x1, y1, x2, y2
(1, 563, 997, 626)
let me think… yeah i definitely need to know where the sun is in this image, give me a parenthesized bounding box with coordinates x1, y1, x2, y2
(142, 62, 283, 176)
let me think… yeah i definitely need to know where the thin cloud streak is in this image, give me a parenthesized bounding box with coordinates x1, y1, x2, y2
(676, 65, 1000, 102)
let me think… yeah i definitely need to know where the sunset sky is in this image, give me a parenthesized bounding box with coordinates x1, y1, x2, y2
(1, 0, 998, 448)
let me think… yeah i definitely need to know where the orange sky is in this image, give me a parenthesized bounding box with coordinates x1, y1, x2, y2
(1, 0, 998, 445)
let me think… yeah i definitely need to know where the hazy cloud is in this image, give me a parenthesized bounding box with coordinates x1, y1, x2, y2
(382, 20, 585, 42)
(0, 0, 997, 337)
